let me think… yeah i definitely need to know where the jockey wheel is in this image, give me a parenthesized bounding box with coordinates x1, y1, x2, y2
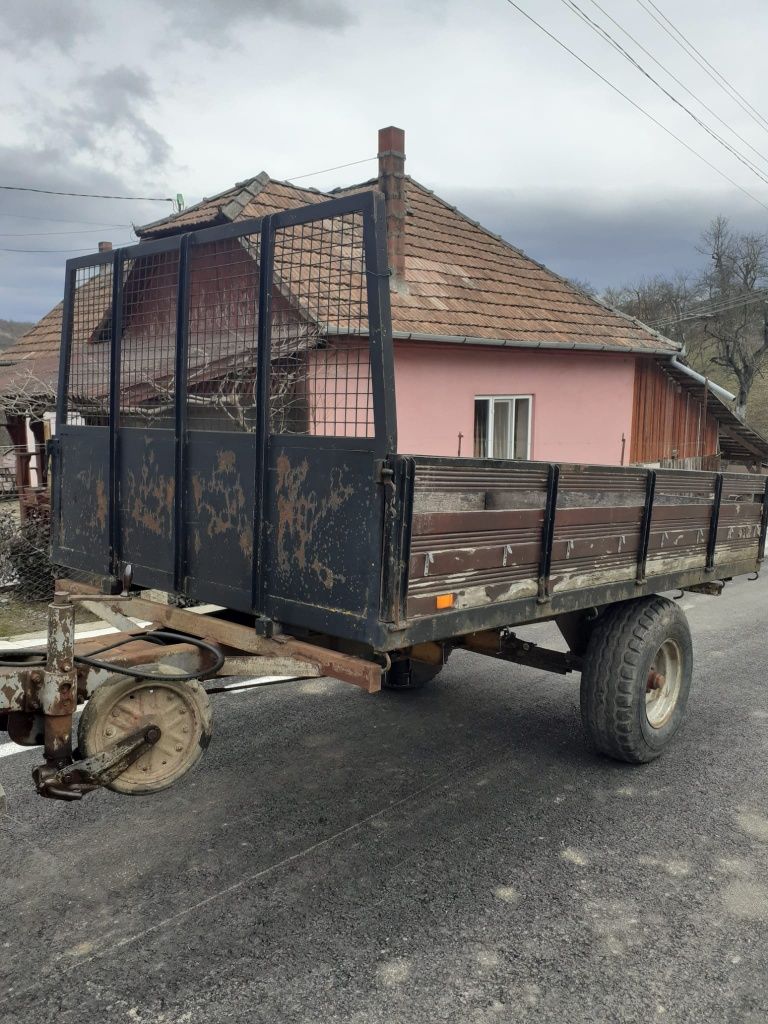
(77, 676, 213, 794)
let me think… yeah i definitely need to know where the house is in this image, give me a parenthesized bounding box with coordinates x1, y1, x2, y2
(2, 125, 767, 476)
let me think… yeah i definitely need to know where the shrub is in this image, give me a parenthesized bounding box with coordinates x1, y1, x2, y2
(0, 507, 54, 601)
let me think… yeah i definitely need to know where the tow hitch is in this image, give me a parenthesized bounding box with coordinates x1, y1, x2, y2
(33, 725, 162, 800)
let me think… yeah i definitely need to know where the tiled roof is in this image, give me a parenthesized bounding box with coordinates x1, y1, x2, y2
(0, 301, 66, 398)
(137, 174, 332, 237)
(142, 172, 676, 352)
(371, 178, 674, 351)
(1, 172, 678, 401)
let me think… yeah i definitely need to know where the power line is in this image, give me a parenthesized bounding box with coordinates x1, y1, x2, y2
(634, 0, 768, 137)
(502, 1, 768, 214)
(0, 211, 132, 227)
(0, 241, 135, 253)
(0, 184, 173, 202)
(652, 295, 760, 324)
(649, 290, 768, 326)
(0, 227, 138, 238)
(560, 0, 768, 187)
(286, 156, 377, 182)
(584, 0, 768, 172)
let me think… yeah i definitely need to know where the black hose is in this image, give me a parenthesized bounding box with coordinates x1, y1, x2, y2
(0, 629, 224, 681)
(74, 630, 225, 681)
(0, 650, 46, 667)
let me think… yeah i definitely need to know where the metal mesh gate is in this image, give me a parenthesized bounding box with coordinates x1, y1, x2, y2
(51, 190, 396, 631)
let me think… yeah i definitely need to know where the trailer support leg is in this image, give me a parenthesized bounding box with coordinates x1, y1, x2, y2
(32, 592, 79, 796)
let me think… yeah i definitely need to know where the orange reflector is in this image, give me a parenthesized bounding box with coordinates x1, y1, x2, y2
(435, 593, 455, 610)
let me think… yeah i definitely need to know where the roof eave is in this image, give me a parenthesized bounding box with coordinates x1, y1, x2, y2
(388, 329, 675, 356)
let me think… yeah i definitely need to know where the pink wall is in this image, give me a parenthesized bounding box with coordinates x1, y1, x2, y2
(393, 342, 636, 465)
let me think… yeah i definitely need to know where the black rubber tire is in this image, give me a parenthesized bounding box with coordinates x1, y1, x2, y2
(580, 595, 693, 764)
(382, 659, 445, 691)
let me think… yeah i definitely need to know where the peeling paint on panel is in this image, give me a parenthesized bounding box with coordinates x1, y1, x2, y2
(275, 452, 355, 592)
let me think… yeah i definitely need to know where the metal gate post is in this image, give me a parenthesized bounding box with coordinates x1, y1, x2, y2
(108, 249, 124, 578)
(173, 233, 192, 592)
(252, 215, 275, 625)
(364, 191, 397, 456)
(55, 265, 76, 426)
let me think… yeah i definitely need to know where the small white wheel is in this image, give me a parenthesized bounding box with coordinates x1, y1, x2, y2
(78, 676, 212, 794)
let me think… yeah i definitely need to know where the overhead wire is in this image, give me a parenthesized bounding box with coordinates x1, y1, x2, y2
(634, 0, 768, 137)
(286, 156, 377, 182)
(0, 241, 135, 253)
(0, 211, 132, 227)
(502, 1, 768, 214)
(0, 227, 138, 238)
(658, 290, 768, 319)
(650, 290, 768, 327)
(560, 0, 768, 187)
(0, 184, 173, 202)
(649, 295, 768, 327)
(582, 0, 768, 172)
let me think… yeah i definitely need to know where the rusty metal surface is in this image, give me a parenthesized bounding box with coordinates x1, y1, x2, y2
(403, 456, 768, 644)
(185, 432, 255, 609)
(59, 583, 384, 692)
(35, 725, 162, 801)
(264, 442, 385, 633)
(51, 425, 110, 574)
(218, 655, 322, 678)
(7, 711, 44, 745)
(119, 428, 175, 588)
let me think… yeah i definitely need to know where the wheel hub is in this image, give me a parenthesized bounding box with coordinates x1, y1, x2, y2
(645, 638, 682, 729)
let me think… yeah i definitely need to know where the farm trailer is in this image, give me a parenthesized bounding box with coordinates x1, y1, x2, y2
(0, 190, 766, 805)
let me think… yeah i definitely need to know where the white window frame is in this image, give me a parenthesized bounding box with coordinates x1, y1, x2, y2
(474, 394, 533, 460)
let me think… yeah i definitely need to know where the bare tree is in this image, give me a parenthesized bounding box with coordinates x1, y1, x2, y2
(602, 272, 695, 348)
(0, 370, 56, 423)
(566, 277, 597, 297)
(695, 216, 768, 418)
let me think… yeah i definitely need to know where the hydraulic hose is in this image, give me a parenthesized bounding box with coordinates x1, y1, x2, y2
(0, 629, 224, 681)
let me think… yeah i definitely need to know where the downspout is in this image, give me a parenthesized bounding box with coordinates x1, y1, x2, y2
(668, 356, 736, 404)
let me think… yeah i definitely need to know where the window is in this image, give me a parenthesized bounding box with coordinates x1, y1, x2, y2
(474, 396, 531, 459)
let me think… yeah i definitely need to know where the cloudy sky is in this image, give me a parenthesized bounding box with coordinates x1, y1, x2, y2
(1, 0, 767, 322)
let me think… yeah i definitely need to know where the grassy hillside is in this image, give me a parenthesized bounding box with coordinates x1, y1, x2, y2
(0, 318, 33, 353)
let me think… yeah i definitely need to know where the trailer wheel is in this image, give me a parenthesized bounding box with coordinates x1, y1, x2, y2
(382, 658, 445, 690)
(580, 596, 692, 763)
(78, 677, 212, 794)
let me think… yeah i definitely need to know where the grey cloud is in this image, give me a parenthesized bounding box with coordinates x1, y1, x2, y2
(155, 0, 355, 41)
(0, 142, 163, 321)
(0, 0, 96, 51)
(57, 66, 172, 170)
(441, 187, 763, 293)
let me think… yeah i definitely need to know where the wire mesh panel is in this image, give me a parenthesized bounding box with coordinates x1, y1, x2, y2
(186, 235, 260, 432)
(65, 261, 113, 424)
(119, 250, 180, 426)
(270, 210, 373, 438)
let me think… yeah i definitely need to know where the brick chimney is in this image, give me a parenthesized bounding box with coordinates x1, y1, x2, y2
(98, 240, 112, 252)
(378, 126, 406, 279)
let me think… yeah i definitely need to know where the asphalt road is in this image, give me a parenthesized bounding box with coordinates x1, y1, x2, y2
(1, 576, 767, 1024)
